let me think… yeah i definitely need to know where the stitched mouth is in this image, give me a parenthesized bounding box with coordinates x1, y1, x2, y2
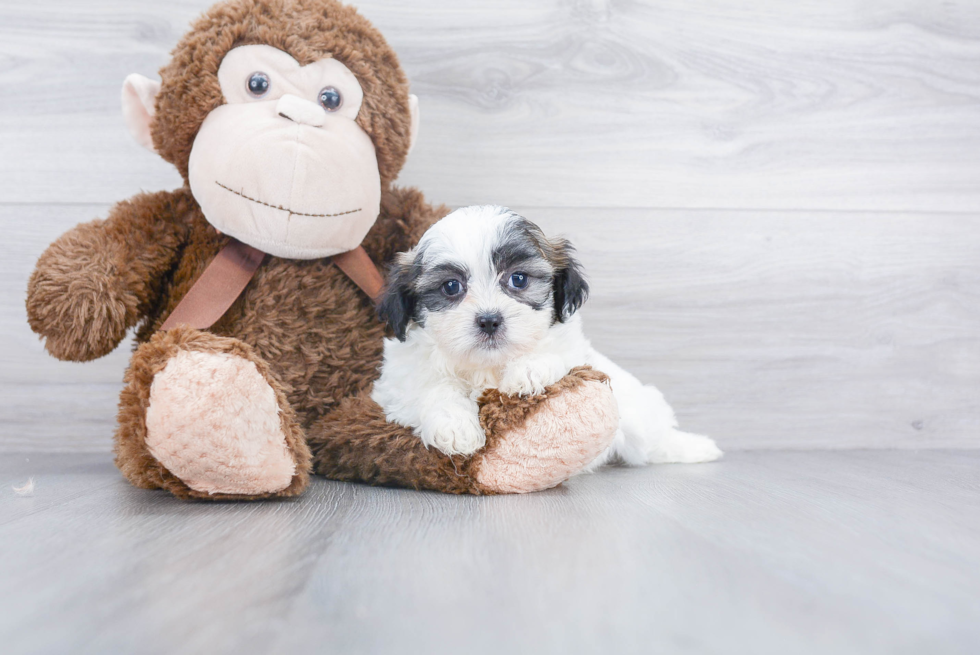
(216, 182, 361, 218)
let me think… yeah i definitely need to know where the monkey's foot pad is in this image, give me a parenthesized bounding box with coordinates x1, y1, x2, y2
(476, 367, 620, 494)
(145, 349, 296, 495)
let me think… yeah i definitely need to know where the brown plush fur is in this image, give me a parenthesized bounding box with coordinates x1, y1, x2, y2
(25, 0, 607, 499)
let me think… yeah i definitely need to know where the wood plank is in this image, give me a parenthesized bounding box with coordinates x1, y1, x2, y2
(527, 207, 980, 450)
(1, 451, 978, 654)
(1, 0, 979, 210)
(3, 204, 978, 451)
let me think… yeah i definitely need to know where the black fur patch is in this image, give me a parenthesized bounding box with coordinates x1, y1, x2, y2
(493, 212, 589, 322)
(492, 216, 557, 311)
(377, 255, 420, 341)
(552, 248, 589, 322)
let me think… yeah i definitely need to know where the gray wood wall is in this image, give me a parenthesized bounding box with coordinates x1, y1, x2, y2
(2, 0, 978, 452)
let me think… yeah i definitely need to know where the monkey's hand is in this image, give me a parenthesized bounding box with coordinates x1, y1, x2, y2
(26, 190, 191, 362)
(473, 367, 619, 493)
(27, 222, 133, 361)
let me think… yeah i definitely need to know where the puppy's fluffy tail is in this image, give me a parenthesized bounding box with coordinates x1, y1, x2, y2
(586, 350, 723, 465)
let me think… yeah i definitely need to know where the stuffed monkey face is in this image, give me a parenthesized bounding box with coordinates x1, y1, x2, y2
(190, 45, 381, 259)
(124, 41, 420, 259)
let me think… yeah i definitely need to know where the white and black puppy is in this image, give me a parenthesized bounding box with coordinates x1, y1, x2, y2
(371, 205, 722, 468)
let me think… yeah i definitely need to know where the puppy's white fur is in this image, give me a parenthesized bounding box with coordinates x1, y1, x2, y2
(372, 206, 721, 467)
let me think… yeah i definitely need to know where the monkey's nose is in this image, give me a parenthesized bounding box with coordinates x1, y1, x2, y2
(276, 94, 325, 127)
(476, 312, 503, 336)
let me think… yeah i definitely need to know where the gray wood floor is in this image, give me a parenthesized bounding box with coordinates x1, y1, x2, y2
(1, 451, 978, 655)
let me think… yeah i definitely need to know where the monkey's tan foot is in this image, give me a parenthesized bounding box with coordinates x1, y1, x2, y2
(146, 350, 297, 495)
(115, 326, 310, 500)
(474, 367, 619, 493)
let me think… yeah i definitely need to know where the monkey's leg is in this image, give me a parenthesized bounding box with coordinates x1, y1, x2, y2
(114, 326, 310, 500)
(307, 367, 618, 494)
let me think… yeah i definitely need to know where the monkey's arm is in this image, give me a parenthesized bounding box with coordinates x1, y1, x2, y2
(309, 367, 619, 494)
(26, 189, 193, 362)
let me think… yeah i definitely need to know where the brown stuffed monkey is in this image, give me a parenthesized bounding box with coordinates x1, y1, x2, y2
(25, 0, 619, 500)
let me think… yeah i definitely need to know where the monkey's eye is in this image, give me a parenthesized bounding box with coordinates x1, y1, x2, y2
(246, 72, 271, 97)
(509, 272, 528, 289)
(442, 280, 463, 297)
(318, 86, 343, 111)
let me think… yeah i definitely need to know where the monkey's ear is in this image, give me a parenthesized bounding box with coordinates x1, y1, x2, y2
(552, 240, 590, 323)
(121, 74, 161, 152)
(407, 94, 420, 155)
(377, 255, 418, 341)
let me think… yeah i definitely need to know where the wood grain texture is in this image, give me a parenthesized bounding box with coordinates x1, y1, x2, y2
(526, 207, 980, 450)
(4, 204, 978, 451)
(1, 451, 978, 655)
(1, 0, 979, 210)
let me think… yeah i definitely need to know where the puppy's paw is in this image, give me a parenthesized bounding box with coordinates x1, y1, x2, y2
(647, 429, 723, 464)
(498, 355, 568, 397)
(419, 409, 487, 456)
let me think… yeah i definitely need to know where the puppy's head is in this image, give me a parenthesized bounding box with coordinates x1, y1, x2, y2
(378, 206, 588, 366)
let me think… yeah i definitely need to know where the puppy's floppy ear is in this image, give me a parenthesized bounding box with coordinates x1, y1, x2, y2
(550, 238, 589, 323)
(377, 252, 418, 341)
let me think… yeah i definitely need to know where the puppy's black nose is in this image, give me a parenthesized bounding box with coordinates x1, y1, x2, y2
(476, 312, 503, 336)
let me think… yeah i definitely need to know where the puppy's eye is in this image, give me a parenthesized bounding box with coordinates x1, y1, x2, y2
(442, 279, 463, 296)
(509, 272, 528, 289)
(247, 72, 271, 97)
